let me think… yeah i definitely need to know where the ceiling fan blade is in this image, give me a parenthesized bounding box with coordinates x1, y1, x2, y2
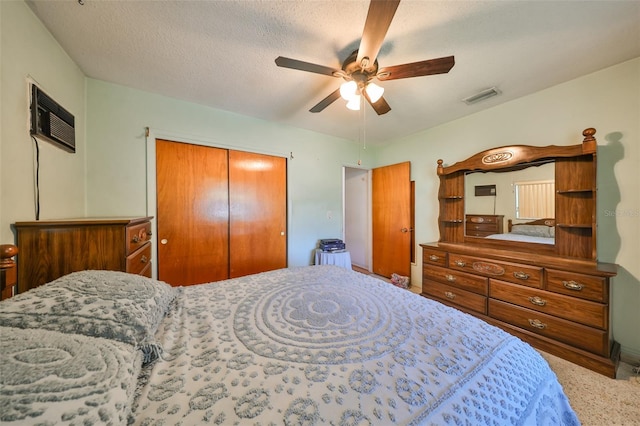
(310, 89, 342, 113)
(377, 56, 455, 81)
(356, 0, 401, 70)
(275, 56, 340, 77)
(363, 91, 391, 115)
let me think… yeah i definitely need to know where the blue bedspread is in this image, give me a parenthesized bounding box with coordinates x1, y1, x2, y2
(130, 265, 579, 425)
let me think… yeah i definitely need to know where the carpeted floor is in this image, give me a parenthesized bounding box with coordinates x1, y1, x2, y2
(539, 351, 639, 425)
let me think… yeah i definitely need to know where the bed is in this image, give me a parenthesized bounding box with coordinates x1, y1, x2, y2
(485, 218, 556, 245)
(0, 265, 579, 425)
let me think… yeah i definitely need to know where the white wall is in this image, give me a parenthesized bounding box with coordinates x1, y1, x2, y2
(378, 57, 640, 359)
(344, 167, 369, 268)
(0, 1, 86, 244)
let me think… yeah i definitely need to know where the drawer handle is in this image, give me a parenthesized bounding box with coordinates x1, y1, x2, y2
(444, 291, 456, 300)
(528, 319, 547, 329)
(131, 235, 140, 243)
(513, 271, 530, 280)
(562, 280, 585, 291)
(528, 296, 546, 306)
(141, 255, 148, 264)
(445, 274, 456, 282)
(429, 254, 440, 261)
(453, 260, 466, 267)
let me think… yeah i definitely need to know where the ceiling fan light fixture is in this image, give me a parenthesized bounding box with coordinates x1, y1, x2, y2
(365, 82, 384, 103)
(346, 95, 361, 111)
(340, 81, 358, 100)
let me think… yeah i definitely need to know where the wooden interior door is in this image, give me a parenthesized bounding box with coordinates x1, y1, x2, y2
(156, 140, 229, 285)
(372, 161, 411, 278)
(228, 150, 287, 278)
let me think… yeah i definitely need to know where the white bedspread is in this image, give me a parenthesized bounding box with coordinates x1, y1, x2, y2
(486, 232, 555, 245)
(131, 265, 578, 425)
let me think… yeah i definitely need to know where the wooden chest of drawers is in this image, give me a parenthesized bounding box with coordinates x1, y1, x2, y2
(14, 217, 153, 294)
(420, 243, 618, 377)
(465, 214, 504, 237)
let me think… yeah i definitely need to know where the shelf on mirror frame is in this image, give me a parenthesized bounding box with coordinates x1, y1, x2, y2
(556, 189, 595, 194)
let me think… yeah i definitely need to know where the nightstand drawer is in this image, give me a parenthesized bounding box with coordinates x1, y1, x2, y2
(423, 280, 487, 314)
(424, 265, 488, 295)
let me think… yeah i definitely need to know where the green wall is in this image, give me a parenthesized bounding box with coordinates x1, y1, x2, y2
(84, 79, 373, 268)
(380, 57, 640, 360)
(1, 0, 638, 360)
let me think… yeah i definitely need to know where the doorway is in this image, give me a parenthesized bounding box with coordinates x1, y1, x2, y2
(344, 162, 414, 277)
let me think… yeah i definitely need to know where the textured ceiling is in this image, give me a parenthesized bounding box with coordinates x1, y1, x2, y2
(26, 0, 640, 145)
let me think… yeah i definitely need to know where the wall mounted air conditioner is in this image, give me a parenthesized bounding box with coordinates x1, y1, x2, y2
(30, 85, 75, 153)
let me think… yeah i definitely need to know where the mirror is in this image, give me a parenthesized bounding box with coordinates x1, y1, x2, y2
(464, 162, 555, 244)
(435, 128, 598, 260)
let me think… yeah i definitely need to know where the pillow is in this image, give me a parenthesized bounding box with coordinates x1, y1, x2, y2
(0, 270, 176, 347)
(0, 325, 142, 425)
(510, 224, 552, 238)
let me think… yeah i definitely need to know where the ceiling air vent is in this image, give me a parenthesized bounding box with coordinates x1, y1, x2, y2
(462, 87, 501, 105)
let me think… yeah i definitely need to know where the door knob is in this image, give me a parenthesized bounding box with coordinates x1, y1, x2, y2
(401, 227, 408, 233)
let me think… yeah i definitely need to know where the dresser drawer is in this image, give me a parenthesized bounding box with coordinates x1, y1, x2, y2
(448, 253, 543, 288)
(546, 269, 607, 303)
(423, 280, 487, 314)
(488, 299, 608, 356)
(466, 223, 498, 233)
(467, 215, 500, 224)
(424, 265, 488, 295)
(422, 247, 447, 267)
(126, 221, 152, 255)
(126, 243, 152, 275)
(489, 279, 607, 329)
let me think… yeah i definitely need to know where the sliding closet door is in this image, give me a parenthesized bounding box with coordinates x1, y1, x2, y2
(156, 140, 229, 285)
(228, 150, 287, 278)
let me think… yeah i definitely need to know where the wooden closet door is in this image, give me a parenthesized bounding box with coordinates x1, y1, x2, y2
(228, 150, 287, 278)
(156, 140, 229, 285)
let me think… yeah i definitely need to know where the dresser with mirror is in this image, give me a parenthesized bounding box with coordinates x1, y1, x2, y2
(420, 128, 619, 377)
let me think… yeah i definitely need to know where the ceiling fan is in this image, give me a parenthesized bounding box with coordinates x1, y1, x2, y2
(275, 0, 455, 115)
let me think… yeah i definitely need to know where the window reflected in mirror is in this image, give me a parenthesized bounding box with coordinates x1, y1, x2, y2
(514, 179, 554, 219)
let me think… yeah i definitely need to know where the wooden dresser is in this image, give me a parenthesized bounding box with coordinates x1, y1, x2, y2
(420, 244, 617, 377)
(465, 214, 504, 237)
(14, 217, 152, 294)
(424, 128, 619, 377)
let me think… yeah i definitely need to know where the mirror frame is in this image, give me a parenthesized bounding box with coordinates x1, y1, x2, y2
(436, 128, 598, 261)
